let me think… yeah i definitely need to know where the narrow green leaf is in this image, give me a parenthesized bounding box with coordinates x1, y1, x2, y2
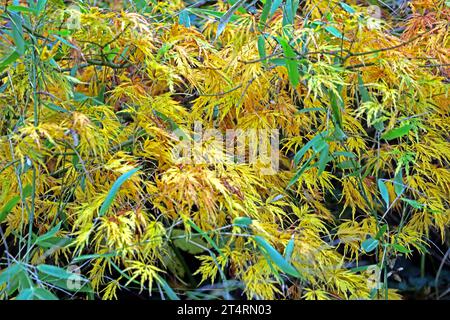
(0, 263, 22, 286)
(233, 216, 253, 227)
(333, 151, 357, 158)
(293, 132, 325, 165)
(0, 51, 21, 72)
(259, 0, 273, 30)
(284, 236, 295, 263)
(187, 219, 223, 256)
(362, 238, 379, 253)
(337, 160, 358, 170)
(317, 144, 330, 176)
(33, 288, 59, 300)
(254, 236, 301, 278)
(0, 185, 32, 223)
(401, 198, 424, 209)
(38, 272, 93, 293)
(7, 5, 36, 14)
(44, 102, 69, 113)
(178, 10, 191, 27)
(9, 12, 25, 55)
(288, 156, 313, 188)
(381, 124, 413, 141)
(358, 73, 371, 103)
(378, 179, 389, 207)
(329, 89, 343, 129)
(257, 35, 266, 65)
(392, 243, 411, 254)
(16, 288, 35, 300)
(188, 8, 227, 20)
(52, 35, 78, 50)
(0, 196, 21, 223)
(375, 224, 388, 240)
(351, 264, 377, 273)
(36, 0, 48, 14)
(98, 168, 140, 217)
(37, 265, 87, 283)
(296, 107, 325, 114)
(35, 222, 62, 244)
(215, 0, 246, 41)
(340, 2, 356, 14)
(36, 236, 72, 249)
(282, 0, 299, 26)
(279, 38, 299, 86)
(324, 25, 349, 41)
(155, 275, 180, 300)
(72, 252, 117, 263)
(270, 0, 283, 16)
(394, 169, 405, 196)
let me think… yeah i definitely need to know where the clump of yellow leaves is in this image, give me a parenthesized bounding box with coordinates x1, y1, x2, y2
(0, 0, 448, 300)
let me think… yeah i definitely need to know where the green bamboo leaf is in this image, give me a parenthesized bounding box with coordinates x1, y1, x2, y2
(358, 73, 371, 103)
(296, 107, 325, 114)
(254, 236, 301, 278)
(52, 35, 78, 50)
(9, 12, 25, 55)
(155, 275, 180, 300)
(99, 168, 140, 217)
(293, 132, 326, 165)
(259, 0, 273, 30)
(188, 8, 227, 20)
(339, 2, 356, 14)
(36, 0, 48, 14)
(72, 252, 117, 263)
(392, 243, 411, 254)
(19, 287, 59, 300)
(288, 156, 313, 188)
(37, 271, 93, 293)
(381, 124, 413, 140)
(317, 144, 330, 176)
(278, 37, 299, 86)
(329, 89, 343, 129)
(333, 151, 357, 158)
(0, 185, 33, 223)
(16, 288, 35, 300)
(35, 222, 61, 243)
(36, 236, 72, 249)
(283, 236, 295, 263)
(324, 25, 349, 41)
(282, 0, 299, 27)
(269, 0, 283, 16)
(375, 224, 388, 240)
(337, 160, 358, 170)
(257, 35, 266, 65)
(178, 9, 191, 27)
(44, 102, 70, 113)
(394, 169, 405, 196)
(0, 263, 22, 287)
(233, 216, 253, 227)
(37, 265, 87, 283)
(0, 51, 21, 72)
(378, 179, 390, 207)
(0, 196, 21, 223)
(215, 0, 246, 41)
(401, 198, 424, 209)
(187, 219, 223, 256)
(7, 5, 36, 15)
(362, 238, 379, 253)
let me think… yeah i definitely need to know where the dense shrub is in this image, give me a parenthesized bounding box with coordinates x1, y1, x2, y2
(0, 0, 448, 300)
